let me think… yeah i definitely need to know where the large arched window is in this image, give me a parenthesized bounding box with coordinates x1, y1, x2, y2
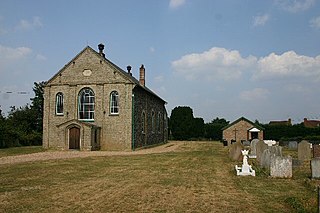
(78, 88, 95, 120)
(55, 92, 64, 115)
(142, 111, 146, 134)
(110, 91, 119, 114)
(151, 110, 155, 133)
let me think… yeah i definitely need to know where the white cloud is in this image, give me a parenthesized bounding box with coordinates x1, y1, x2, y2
(169, 0, 186, 9)
(171, 47, 256, 81)
(173, 47, 320, 82)
(0, 45, 32, 61)
(36, 54, 47, 61)
(253, 14, 270, 27)
(253, 51, 320, 81)
(274, 0, 315, 12)
(310, 16, 320, 29)
(239, 88, 270, 101)
(15, 16, 43, 31)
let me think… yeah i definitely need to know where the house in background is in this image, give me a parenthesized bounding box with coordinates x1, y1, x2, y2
(303, 118, 320, 128)
(43, 44, 168, 151)
(222, 117, 264, 146)
(269, 118, 292, 126)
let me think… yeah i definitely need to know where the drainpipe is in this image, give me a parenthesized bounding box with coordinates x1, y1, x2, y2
(131, 94, 135, 151)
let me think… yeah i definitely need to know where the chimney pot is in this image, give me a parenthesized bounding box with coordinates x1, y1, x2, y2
(139, 64, 145, 86)
(127, 65, 132, 76)
(98, 43, 105, 58)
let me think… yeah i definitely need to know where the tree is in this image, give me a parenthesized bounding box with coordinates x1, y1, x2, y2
(204, 117, 229, 141)
(169, 106, 195, 140)
(30, 81, 46, 132)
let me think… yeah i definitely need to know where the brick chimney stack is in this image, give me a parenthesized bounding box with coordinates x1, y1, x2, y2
(98, 43, 105, 58)
(139, 64, 145, 86)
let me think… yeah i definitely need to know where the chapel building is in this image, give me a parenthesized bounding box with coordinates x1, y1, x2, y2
(43, 44, 168, 151)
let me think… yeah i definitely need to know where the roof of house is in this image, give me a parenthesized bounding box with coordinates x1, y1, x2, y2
(269, 119, 292, 126)
(46, 45, 166, 104)
(304, 118, 320, 128)
(221, 116, 265, 131)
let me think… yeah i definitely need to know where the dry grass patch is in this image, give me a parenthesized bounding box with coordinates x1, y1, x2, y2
(0, 141, 318, 212)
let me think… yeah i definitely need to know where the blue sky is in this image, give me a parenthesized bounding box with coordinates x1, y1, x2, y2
(0, 0, 320, 124)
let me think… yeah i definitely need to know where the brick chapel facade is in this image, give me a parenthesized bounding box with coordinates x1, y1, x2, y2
(43, 44, 168, 151)
(222, 117, 264, 146)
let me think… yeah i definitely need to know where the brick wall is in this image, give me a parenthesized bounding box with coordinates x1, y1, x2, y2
(223, 120, 263, 146)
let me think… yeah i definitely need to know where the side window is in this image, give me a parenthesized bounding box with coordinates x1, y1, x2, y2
(151, 111, 155, 133)
(55, 92, 64, 115)
(142, 111, 146, 134)
(157, 112, 161, 132)
(110, 91, 119, 115)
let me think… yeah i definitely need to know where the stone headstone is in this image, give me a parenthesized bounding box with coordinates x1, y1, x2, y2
(260, 149, 271, 168)
(229, 142, 244, 161)
(311, 158, 320, 179)
(288, 141, 298, 150)
(270, 156, 292, 178)
(242, 140, 251, 146)
(313, 144, 320, 158)
(298, 140, 311, 162)
(250, 139, 259, 157)
(256, 140, 268, 163)
(269, 146, 282, 157)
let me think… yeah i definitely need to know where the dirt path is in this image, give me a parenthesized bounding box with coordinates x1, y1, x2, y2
(0, 142, 181, 165)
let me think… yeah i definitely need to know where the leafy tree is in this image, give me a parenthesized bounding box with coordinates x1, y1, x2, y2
(204, 117, 229, 140)
(169, 106, 195, 140)
(30, 81, 46, 132)
(192, 117, 204, 138)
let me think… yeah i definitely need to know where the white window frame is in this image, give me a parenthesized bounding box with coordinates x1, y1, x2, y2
(110, 91, 119, 115)
(78, 88, 95, 121)
(55, 92, 64, 115)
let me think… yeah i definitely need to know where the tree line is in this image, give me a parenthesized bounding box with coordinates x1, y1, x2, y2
(0, 82, 45, 148)
(169, 106, 320, 142)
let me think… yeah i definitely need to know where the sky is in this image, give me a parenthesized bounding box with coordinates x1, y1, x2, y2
(0, 0, 320, 124)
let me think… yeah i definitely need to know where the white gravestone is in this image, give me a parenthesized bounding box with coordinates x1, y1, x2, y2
(235, 150, 256, 176)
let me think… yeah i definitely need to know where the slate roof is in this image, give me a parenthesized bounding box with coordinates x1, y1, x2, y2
(221, 116, 265, 131)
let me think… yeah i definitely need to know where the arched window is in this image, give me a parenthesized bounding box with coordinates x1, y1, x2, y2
(55, 92, 64, 115)
(157, 112, 161, 132)
(142, 111, 146, 134)
(78, 88, 95, 120)
(151, 111, 155, 133)
(110, 91, 119, 114)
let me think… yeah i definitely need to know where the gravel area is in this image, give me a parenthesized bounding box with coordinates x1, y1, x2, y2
(0, 142, 181, 165)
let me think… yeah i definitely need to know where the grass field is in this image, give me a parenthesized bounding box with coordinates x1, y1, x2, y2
(0, 146, 44, 158)
(0, 141, 319, 212)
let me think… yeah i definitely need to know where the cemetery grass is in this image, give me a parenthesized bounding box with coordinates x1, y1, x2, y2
(0, 142, 319, 212)
(0, 146, 44, 158)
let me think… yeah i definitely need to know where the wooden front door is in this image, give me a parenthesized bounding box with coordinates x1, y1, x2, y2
(69, 127, 80, 149)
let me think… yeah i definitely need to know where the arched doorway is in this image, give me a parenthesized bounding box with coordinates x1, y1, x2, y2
(69, 127, 80, 149)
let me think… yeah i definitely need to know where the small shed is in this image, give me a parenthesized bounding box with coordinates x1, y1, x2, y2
(222, 117, 264, 146)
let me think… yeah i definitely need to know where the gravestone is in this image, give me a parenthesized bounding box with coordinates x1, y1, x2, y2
(264, 140, 277, 147)
(311, 158, 320, 179)
(313, 144, 320, 158)
(298, 140, 311, 162)
(269, 146, 282, 157)
(256, 140, 268, 163)
(242, 140, 251, 146)
(249, 139, 259, 158)
(235, 150, 255, 176)
(260, 149, 271, 168)
(288, 141, 298, 150)
(270, 156, 292, 178)
(229, 142, 244, 161)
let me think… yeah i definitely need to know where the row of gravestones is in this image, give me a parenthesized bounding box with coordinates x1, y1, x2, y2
(229, 140, 320, 179)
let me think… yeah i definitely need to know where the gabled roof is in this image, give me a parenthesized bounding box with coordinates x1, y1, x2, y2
(46, 45, 166, 104)
(222, 117, 265, 131)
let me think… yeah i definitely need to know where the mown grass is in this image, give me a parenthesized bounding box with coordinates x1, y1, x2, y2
(0, 146, 44, 158)
(0, 141, 319, 212)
